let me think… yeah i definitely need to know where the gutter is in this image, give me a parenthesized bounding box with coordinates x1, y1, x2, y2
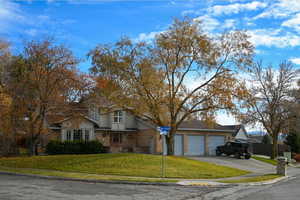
(177, 128, 236, 133)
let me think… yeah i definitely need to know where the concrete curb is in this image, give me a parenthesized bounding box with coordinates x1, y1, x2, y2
(0, 171, 178, 186)
(246, 176, 289, 186)
(177, 175, 290, 186)
(0, 170, 289, 187)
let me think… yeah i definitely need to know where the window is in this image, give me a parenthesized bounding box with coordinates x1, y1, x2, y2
(63, 129, 92, 142)
(84, 129, 90, 141)
(89, 105, 100, 121)
(73, 129, 83, 141)
(113, 110, 123, 123)
(66, 130, 72, 141)
(111, 133, 122, 144)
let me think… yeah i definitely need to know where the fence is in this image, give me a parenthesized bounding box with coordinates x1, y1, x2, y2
(250, 143, 291, 157)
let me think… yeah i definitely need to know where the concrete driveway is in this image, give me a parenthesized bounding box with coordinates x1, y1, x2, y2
(190, 156, 276, 174)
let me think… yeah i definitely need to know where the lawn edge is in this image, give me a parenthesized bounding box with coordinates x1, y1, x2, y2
(218, 174, 285, 184)
(252, 156, 277, 166)
(0, 168, 178, 186)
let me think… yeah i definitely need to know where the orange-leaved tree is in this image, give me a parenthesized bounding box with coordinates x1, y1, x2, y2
(3, 39, 88, 155)
(89, 18, 254, 155)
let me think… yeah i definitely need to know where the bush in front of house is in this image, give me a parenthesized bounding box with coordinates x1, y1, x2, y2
(45, 140, 106, 155)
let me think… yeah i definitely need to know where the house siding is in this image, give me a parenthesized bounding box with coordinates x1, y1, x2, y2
(125, 112, 137, 129)
(99, 113, 110, 128)
(235, 128, 248, 140)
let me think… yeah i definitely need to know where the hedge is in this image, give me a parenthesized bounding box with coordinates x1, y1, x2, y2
(45, 140, 106, 155)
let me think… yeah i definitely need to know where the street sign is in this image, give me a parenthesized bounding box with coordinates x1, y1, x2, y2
(157, 126, 170, 178)
(158, 126, 170, 135)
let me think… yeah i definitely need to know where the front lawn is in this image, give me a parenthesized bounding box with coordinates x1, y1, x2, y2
(220, 174, 282, 183)
(0, 153, 249, 179)
(252, 156, 277, 166)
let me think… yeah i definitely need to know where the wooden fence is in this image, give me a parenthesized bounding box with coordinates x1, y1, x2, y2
(250, 143, 291, 157)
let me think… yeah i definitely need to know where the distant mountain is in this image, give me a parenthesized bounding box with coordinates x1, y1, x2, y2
(247, 131, 267, 136)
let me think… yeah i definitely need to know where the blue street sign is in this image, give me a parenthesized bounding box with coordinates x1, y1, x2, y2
(158, 126, 170, 135)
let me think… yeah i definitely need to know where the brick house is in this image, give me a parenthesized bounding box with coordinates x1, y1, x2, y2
(47, 103, 247, 155)
(47, 103, 161, 153)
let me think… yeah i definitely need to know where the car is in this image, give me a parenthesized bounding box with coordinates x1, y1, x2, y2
(216, 141, 251, 159)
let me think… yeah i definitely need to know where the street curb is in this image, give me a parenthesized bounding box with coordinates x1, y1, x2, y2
(0, 171, 179, 186)
(246, 176, 289, 186)
(0, 170, 289, 187)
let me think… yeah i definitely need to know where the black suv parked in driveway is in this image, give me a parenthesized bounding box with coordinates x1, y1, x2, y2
(216, 141, 251, 159)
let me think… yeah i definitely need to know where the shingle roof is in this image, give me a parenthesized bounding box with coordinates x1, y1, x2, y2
(178, 120, 243, 135)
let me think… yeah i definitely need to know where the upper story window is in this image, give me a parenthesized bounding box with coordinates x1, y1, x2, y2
(113, 110, 123, 123)
(89, 105, 100, 121)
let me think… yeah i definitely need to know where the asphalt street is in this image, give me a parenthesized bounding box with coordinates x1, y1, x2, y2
(239, 175, 300, 200)
(203, 173, 300, 200)
(0, 174, 227, 200)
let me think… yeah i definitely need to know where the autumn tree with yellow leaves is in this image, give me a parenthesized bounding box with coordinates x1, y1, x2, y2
(2, 39, 88, 156)
(0, 40, 22, 156)
(89, 18, 254, 155)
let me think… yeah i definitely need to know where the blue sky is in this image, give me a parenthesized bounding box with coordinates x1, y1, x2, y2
(1, 0, 300, 130)
(2, 0, 300, 70)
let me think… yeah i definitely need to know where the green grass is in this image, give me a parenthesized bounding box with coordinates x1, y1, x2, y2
(220, 174, 282, 183)
(0, 153, 249, 179)
(0, 166, 178, 183)
(252, 156, 278, 166)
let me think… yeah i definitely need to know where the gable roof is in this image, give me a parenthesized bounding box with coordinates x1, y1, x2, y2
(177, 120, 245, 136)
(48, 114, 100, 129)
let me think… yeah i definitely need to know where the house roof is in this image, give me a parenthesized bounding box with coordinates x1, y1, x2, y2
(177, 120, 244, 136)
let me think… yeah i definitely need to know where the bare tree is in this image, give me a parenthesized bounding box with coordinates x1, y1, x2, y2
(237, 61, 298, 159)
(89, 18, 254, 154)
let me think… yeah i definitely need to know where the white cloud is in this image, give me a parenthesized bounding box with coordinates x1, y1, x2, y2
(0, 0, 24, 21)
(223, 19, 236, 29)
(209, 1, 267, 16)
(248, 29, 300, 48)
(216, 112, 238, 125)
(254, 0, 300, 19)
(194, 15, 220, 31)
(134, 31, 161, 43)
(282, 13, 300, 32)
(0, 0, 25, 33)
(289, 57, 300, 65)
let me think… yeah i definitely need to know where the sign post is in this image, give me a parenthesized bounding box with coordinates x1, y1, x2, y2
(158, 126, 170, 178)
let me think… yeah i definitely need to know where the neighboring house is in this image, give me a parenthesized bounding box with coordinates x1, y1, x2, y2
(47, 103, 247, 155)
(247, 135, 264, 143)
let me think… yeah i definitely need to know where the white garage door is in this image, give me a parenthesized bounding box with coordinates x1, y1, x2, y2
(208, 136, 225, 156)
(174, 134, 183, 156)
(187, 135, 205, 156)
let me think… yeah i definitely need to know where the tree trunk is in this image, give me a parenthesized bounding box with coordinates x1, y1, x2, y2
(166, 129, 175, 155)
(28, 137, 37, 156)
(271, 135, 278, 159)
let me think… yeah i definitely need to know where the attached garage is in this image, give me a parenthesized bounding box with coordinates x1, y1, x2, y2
(173, 120, 247, 156)
(207, 136, 225, 156)
(174, 134, 183, 156)
(187, 135, 205, 156)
